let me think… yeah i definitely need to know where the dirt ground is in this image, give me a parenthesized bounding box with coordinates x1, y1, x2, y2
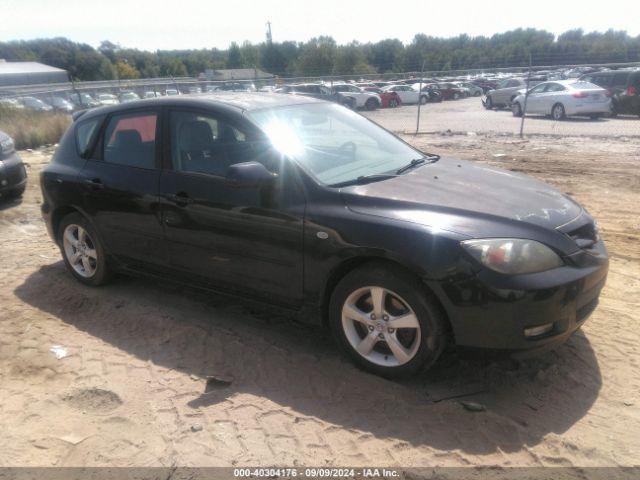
(0, 134, 638, 469)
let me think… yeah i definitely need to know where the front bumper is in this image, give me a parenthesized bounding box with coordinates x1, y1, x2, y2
(428, 240, 609, 351)
(0, 151, 27, 195)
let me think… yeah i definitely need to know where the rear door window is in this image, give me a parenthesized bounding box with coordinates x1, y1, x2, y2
(103, 112, 158, 169)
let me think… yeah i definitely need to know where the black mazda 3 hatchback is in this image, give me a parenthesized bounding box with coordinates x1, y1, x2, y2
(40, 93, 608, 378)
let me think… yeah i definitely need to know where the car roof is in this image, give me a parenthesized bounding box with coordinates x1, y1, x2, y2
(77, 92, 322, 122)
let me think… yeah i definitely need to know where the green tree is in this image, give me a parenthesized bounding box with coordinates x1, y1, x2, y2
(226, 42, 243, 68)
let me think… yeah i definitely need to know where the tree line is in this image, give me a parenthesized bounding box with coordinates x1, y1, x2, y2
(1, 29, 639, 81)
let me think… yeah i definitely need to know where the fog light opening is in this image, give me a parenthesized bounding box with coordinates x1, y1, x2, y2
(524, 323, 554, 338)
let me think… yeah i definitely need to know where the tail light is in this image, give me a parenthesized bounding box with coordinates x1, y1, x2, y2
(627, 86, 637, 96)
(572, 91, 588, 98)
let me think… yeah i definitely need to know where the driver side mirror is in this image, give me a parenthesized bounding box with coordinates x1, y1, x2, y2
(226, 161, 277, 188)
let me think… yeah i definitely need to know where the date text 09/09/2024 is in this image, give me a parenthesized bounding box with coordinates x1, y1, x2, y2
(233, 468, 400, 477)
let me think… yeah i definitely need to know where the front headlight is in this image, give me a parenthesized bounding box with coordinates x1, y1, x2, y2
(0, 137, 14, 154)
(461, 238, 563, 274)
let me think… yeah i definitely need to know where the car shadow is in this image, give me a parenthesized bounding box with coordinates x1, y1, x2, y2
(15, 262, 603, 455)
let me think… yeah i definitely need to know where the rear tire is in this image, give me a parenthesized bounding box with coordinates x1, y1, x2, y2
(552, 103, 566, 120)
(58, 213, 111, 286)
(329, 262, 446, 378)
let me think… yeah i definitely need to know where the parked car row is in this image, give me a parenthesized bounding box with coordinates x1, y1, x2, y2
(0, 82, 260, 114)
(274, 80, 477, 109)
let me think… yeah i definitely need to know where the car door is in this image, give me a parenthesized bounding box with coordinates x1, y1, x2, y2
(78, 109, 168, 268)
(523, 83, 548, 113)
(396, 86, 414, 104)
(541, 83, 567, 113)
(158, 107, 305, 306)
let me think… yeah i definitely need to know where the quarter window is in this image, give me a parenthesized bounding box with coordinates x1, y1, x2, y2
(75, 117, 103, 158)
(103, 112, 158, 169)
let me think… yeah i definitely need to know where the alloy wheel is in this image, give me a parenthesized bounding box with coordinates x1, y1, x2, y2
(62, 224, 98, 278)
(341, 286, 421, 367)
(552, 104, 565, 120)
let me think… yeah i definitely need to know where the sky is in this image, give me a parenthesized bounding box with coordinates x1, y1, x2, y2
(3, 0, 639, 51)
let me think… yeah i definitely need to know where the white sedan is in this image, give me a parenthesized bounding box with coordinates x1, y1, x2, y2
(96, 93, 119, 106)
(382, 84, 427, 105)
(331, 84, 382, 110)
(512, 80, 611, 120)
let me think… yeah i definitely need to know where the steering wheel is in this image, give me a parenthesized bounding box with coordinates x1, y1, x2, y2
(337, 141, 357, 160)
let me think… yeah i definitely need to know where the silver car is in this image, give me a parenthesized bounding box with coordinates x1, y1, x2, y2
(456, 82, 483, 97)
(511, 80, 611, 120)
(484, 78, 529, 109)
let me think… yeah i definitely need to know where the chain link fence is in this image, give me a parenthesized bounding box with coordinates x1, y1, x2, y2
(1, 61, 639, 149)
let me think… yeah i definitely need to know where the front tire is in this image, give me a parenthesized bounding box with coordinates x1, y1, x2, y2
(340, 97, 356, 109)
(59, 213, 111, 286)
(365, 98, 378, 111)
(512, 101, 523, 117)
(329, 262, 446, 378)
(485, 96, 493, 110)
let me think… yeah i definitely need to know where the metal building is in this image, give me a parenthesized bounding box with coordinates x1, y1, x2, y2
(0, 60, 69, 87)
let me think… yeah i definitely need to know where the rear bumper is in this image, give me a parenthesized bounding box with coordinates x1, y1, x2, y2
(428, 241, 609, 351)
(566, 102, 611, 115)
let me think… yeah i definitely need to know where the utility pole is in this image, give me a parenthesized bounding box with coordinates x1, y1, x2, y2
(266, 21, 273, 44)
(415, 59, 426, 135)
(519, 53, 532, 138)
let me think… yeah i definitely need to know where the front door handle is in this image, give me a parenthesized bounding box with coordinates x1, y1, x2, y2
(167, 192, 193, 206)
(84, 178, 104, 189)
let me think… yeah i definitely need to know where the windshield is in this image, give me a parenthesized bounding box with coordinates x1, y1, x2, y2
(248, 103, 424, 186)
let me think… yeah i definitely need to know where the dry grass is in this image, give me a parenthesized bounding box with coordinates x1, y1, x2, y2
(0, 107, 71, 150)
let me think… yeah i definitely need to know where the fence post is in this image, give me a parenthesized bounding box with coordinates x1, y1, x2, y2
(519, 53, 532, 138)
(415, 60, 426, 135)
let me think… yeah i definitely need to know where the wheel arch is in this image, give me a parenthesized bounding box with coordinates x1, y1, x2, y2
(319, 254, 452, 336)
(51, 205, 93, 244)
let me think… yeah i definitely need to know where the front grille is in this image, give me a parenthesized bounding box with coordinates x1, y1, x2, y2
(566, 221, 598, 250)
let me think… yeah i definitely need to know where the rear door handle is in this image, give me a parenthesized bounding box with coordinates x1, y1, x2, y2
(84, 178, 104, 189)
(167, 192, 193, 206)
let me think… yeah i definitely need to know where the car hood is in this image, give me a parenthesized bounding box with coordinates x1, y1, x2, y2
(341, 157, 582, 238)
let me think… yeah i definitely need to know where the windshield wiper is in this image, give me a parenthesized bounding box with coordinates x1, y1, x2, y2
(396, 154, 440, 175)
(329, 173, 398, 188)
